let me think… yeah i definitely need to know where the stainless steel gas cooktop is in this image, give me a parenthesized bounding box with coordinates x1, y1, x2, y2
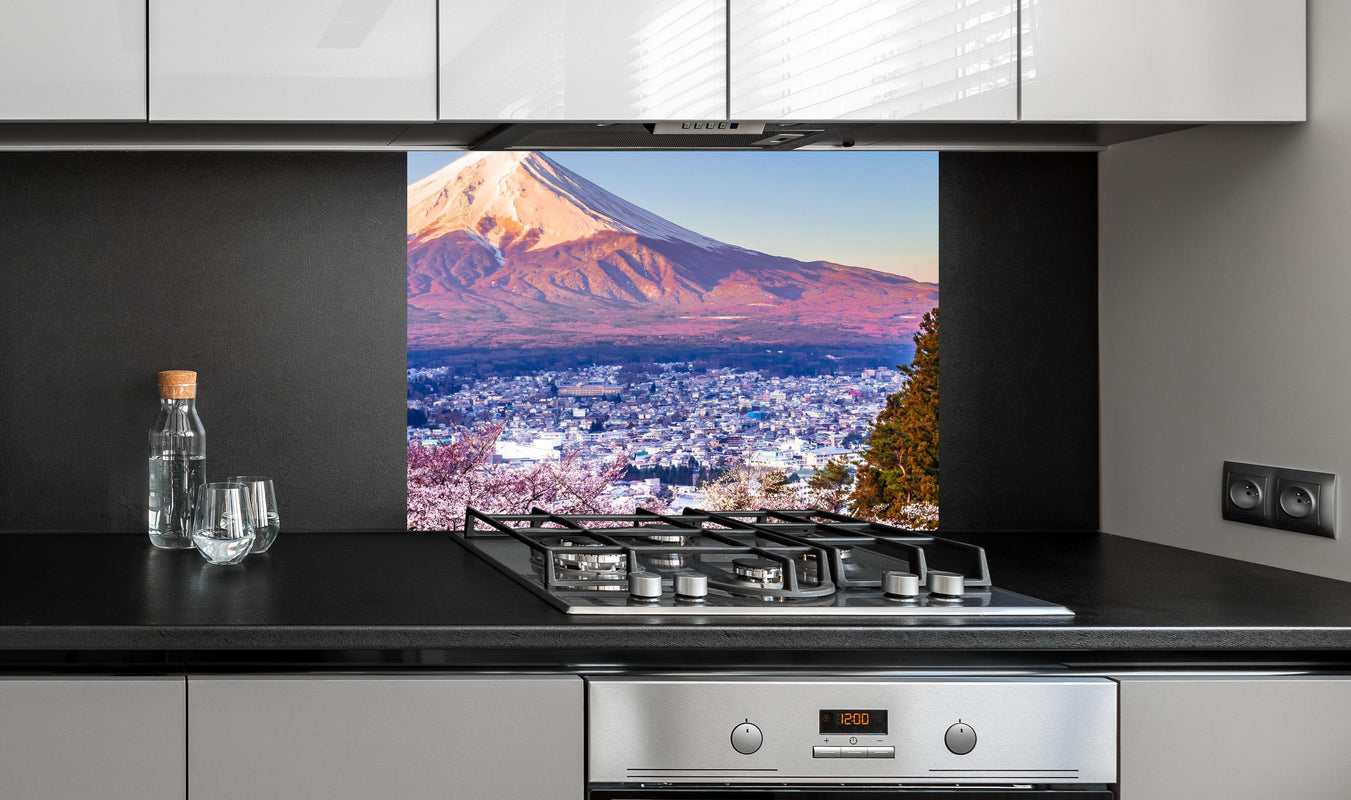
(454, 508, 1072, 617)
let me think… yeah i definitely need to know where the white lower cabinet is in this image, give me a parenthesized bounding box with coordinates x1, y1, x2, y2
(1117, 676, 1351, 799)
(188, 675, 584, 800)
(0, 677, 186, 799)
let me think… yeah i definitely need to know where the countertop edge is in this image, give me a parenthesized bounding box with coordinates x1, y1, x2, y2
(3, 625, 1351, 652)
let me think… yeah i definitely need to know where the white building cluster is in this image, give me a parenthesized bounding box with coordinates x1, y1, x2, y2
(409, 361, 906, 502)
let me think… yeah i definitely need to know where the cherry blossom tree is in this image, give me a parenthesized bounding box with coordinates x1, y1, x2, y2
(408, 422, 651, 530)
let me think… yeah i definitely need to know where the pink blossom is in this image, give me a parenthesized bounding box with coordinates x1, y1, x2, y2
(408, 423, 655, 530)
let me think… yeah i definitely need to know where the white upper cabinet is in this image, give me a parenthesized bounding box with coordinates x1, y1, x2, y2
(0, 0, 146, 120)
(1021, 0, 1307, 122)
(150, 0, 436, 122)
(730, 0, 1017, 121)
(439, 0, 726, 121)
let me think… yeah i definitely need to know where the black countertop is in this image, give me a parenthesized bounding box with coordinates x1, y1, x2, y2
(3, 531, 1351, 668)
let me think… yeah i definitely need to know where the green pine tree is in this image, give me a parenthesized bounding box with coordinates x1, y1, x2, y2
(808, 459, 853, 513)
(850, 307, 939, 528)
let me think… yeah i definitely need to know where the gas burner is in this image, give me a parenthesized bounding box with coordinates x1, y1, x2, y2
(555, 550, 626, 573)
(642, 533, 688, 545)
(732, 557, 784, 585)
(835, 546, 869, 580)
(646, 551, 687, 570)
(553, 539, 627, 577)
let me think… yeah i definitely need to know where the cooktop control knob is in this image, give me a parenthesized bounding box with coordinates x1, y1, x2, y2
(674, 571, 709, 599)
(730, 720, 763, 755)
(944, 721, 977, 755)
(927, 570, 966, 598)
(882, 571, 920, 598)
(628, 571, 662, 600)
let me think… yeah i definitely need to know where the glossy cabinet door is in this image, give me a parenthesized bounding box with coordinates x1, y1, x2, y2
(440, 0, 726, 120)
(0, 0, 146, 120)
(150, 0, 436, 121)
(730, 0, 1017, 121)
(189, 675, 583, 800)
(1022, 0, 1306, 122)
(0, 677, 186, 799)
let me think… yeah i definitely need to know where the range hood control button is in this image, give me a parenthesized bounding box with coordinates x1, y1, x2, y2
(731, 721, 762, 754)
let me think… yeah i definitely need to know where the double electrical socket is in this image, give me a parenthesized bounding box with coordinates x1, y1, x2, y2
(1222, 461, 1337, 539)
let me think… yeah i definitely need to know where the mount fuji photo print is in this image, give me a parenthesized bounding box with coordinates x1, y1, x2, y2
(407, 151, 938, 530)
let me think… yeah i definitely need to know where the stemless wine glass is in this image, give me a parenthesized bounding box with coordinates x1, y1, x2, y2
(190, 482, 256, 565)
(228, 476, 279, 553)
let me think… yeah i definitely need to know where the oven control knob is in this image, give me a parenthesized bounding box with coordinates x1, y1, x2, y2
(945, 721, 977, 755)
(927, 570, 966, 598)
(674, 571, 709, 599)
(882, 571, 920, 598)
(628, 571, 663, 600)
(730, 720, 763, 755)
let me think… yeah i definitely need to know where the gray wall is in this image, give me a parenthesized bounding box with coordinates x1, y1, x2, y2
(1099, 1, 1348, 578)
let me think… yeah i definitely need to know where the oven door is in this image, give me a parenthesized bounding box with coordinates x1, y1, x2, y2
(588, 788, 1115, 799)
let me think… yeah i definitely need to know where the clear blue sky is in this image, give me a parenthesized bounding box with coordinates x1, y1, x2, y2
(407, 150, 938, 283)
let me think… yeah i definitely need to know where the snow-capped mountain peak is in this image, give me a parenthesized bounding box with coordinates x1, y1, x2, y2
(407, 151, 726, 253)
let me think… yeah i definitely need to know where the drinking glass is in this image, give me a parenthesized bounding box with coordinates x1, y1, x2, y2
(228, 476, 280, 553)
(190, 482, 256, 565)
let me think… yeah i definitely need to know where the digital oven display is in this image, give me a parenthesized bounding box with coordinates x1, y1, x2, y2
(819, 709, 888, 735)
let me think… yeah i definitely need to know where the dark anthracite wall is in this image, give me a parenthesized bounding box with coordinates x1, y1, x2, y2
(0, 150, 1095, 533)
(940, 152, 1099, 531)
(0, 153, 407, 532)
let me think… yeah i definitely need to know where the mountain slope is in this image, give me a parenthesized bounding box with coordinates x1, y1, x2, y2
(407, 152, 937, 353)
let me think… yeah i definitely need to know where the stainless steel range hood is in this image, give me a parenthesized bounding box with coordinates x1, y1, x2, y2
(0, 120, 1194, 151)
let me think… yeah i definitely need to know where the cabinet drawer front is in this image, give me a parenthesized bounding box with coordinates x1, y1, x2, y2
(188, 675, 582, 800)
(0, 677, 185, 800)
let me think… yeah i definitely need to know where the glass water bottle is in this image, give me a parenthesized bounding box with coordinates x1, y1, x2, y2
(148, 370, 206, 549)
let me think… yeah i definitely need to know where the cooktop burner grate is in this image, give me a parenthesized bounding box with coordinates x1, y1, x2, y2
(454, 507, 1069, 617)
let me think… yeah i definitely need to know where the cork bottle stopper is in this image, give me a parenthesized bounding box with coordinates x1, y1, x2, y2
(158, 370, 197, 399)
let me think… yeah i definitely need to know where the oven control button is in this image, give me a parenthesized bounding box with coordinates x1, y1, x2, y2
(731, 721, 762, 754)
(944, 722, 977, 755)
(882, 571, 920, 598)
(841, 746, 869, 758)
(928, 570, 966, 598)
(812, 746, 840, 758)
(867, 746, 895, 758)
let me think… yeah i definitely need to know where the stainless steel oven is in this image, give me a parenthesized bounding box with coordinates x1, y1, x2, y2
(586, 677, 1116, 799)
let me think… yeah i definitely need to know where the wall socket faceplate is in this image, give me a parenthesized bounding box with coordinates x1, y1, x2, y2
(1223, 461, 1336, 539)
